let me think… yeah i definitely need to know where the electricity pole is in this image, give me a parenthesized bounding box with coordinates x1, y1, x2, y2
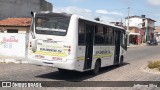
(126, 7, 130, 46)
(127, 7, 130, 31)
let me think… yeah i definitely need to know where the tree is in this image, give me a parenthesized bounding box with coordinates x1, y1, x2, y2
(94, 17, 100, 21)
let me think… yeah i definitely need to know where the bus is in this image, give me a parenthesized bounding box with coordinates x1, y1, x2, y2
(28, 11, 127, 74)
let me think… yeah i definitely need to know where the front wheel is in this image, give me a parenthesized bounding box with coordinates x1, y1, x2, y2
(91, 60, 101, 75)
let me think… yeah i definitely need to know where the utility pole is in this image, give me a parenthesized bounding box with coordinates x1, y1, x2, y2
(126, 7, 130, 46)
(127, 7, 130, 31)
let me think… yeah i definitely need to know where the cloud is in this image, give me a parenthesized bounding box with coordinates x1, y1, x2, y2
(154, 13, 160, 16)
(109, 12, 124, 16)
(96, 10, 109, 14)
(54, 6, 92, 14)
(96, 9, 124, 16)
(53, 6, 122, 24)
(148, 0, 160, 6)
(53, 6, 94, 19)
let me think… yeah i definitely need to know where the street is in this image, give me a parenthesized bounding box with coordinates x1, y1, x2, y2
(0, 45, 160, 90)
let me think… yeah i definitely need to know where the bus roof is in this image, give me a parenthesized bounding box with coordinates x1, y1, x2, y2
(35, 11, 125, 31)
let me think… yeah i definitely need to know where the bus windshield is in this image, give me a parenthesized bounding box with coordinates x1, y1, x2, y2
(35, 14, 71, 36)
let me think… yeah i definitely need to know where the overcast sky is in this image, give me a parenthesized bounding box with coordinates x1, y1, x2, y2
(47, 0, 160, 26)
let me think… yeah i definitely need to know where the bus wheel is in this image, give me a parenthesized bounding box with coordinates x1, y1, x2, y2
(58, 68, 67, 73)
(92, 60, 101, 75)
(119, 56, 124, 65)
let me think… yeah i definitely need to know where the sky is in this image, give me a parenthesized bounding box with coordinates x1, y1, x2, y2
(47, 0, 160, 26)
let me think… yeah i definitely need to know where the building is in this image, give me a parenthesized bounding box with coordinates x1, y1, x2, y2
(127, 27, 145, 45)
(155, 26, 160, 34)
(155, 26, 160, 42)
(0, 0, 52, 20)
(0, 18, 31, 33)
(125, 15, 156, 43)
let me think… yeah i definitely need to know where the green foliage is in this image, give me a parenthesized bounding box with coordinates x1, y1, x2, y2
(94, 17, 100, 21)
(158, 67, 160, 71)
(148, 61, 160, 69)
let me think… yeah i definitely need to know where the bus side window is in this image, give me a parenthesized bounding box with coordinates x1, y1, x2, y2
(95, 25, 105, 45)
(104, 26, 109, 45)
(78, 21, 85, 45)
(105, 27, 114, 45)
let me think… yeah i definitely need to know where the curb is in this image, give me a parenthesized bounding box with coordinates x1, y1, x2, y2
(0, 58, 28, 64)
(127, 44, 146, 48)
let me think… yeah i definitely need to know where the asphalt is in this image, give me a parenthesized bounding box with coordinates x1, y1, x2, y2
(0, 44, 160, 90)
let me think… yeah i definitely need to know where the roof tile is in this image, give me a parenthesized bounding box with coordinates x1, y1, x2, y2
(0, 18, 31, 27)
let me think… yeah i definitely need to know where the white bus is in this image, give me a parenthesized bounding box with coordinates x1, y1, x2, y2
(28, 12, 127, 74)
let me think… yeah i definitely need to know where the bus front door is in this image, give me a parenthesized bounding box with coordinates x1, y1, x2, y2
(84, 25, 94, 70)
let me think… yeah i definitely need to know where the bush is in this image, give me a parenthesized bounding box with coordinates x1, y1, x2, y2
(148, 61, 160, 69)
(158, 67, 160, 71)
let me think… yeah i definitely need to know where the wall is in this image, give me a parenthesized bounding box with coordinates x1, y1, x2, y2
(155, 26, 160, 33)
(155, 26, 160, 42)
(155, 34, 160, 42)
(0, 26, 29, 33)
(0, 0, 52, 20)
(145, 19, 155, 28)
(126, 17, 142, 28)
(126, 17, 155, 29)
(0, 33, 27, 63)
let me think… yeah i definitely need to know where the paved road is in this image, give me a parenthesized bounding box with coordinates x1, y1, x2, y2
(0, 44, 160, 90)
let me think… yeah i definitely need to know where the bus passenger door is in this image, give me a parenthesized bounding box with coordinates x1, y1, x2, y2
(84, 25, 94, 70)
(114, 31, 121, 64)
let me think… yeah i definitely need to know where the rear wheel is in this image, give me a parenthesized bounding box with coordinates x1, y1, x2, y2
(91, 60, 101, 75)
(119, 56, 124, 65)
(58, 68, 68, 73)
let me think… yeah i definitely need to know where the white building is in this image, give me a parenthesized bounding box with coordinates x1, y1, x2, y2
(125, 15, 156, 42)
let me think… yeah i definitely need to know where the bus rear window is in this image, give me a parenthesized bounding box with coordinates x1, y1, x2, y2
(35, 15, 70, 36)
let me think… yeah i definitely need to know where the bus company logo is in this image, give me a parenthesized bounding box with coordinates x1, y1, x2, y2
(2, 82, 11, 87)
(3, 36, 18, 43)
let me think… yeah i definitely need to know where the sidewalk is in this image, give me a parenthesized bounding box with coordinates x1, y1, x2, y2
(0, 56, 28, 64)
(127, 43, 146, 48)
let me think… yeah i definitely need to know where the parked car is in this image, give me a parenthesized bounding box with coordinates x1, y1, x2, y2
(147, 39, 158, 46)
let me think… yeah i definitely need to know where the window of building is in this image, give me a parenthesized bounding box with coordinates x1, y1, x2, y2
(7, 29, 18, 33)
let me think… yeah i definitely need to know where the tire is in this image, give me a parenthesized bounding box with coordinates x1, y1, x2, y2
(119, 56, 124, 65)
(91, 60, 101, 75)
(58, 68, 68, 73)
